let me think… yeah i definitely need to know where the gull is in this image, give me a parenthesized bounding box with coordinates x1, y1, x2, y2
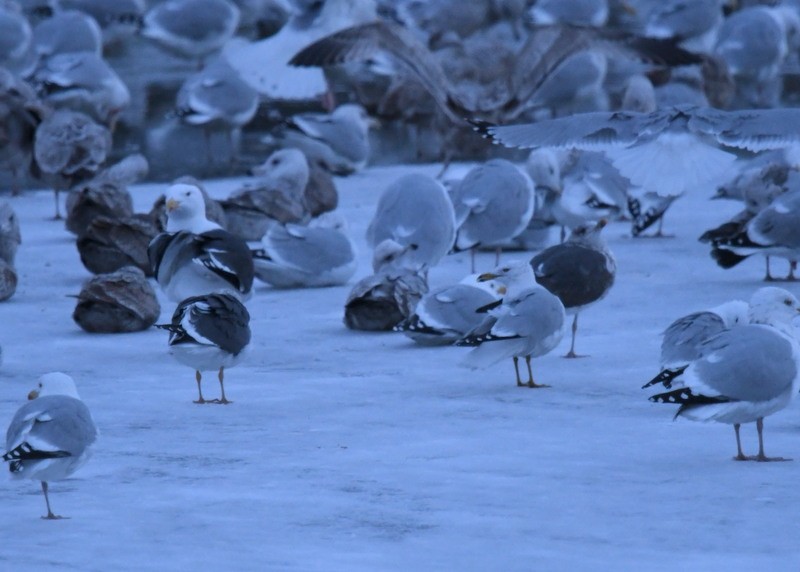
(0, 201, 21, 266)
(77, 214, 160, 276)
(174, 57, 259, 164)
(0, 68, 44, 194)
(274, 103, 374, 176)
(58, 0, 146, 48)
(456, 260, 566, 389)
(0, 1, 32, 72)
(289, 20, 702, 124)
(31, 9, 103, 60)
(529, 0, 609, 27)
(33, 109, 112, 219)
(251, 212, 357, 288)
(141, 0, 240, 63)
(451, 159, 534, 272)
(394, 275, 501, 346)
(72, 265, 161, 333)
(148, 183, 255, 302)
(644, 287, 800, 462)
(156, 292, 251, 404)
(475, 104, 800, 198)
(3, 372, 98, 519)
(344, 239, 428, 331)
(529, 220, 615, 358)
(643, 0, 727, 53)
(366, 172, 456, 270)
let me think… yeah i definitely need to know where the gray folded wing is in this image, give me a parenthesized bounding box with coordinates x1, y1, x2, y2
(661, 311, 726, 368)
(5, 396, 97, 460)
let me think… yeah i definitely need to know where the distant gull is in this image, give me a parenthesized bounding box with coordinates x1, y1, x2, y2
(3, 372, 98, 519)
(710, 188, 800, 281)
(0, 1, 32, 71)
(174, 57, 259, 164)
(77, 214, 160, 276)
(72, 266, 161, 333)
(644, 287, 800, 462)
(157, 292, 251, 404)
(59, 0, 146, 47)
(275, 104, 374, 176)
(289, 20, 702, 124)
(224, 0, 378, 101)
(643, 0, 725, 53)
(0, 201, 21, 266)
(0, 258, 17, 301)
(251, 212, 357, 289)
(344, 239, 428, 331)
(0, 69, 42, 194)
(221, 148, 310, 241)
(450, 159, 534, 272)
(366, 173, 456, 270)
(394, 276, 501, 346)
(31, 9, 103, 60)
(148, 183, 255, 302)
(657, 300, 749, 372)
(627, 189, 681, 238)
(474, 105, 800, 198)
(141, 0, 240, 62)
(456, 261, 566, 388)
(33, 109, 111, 219)
(529, 0, 609, 27)
(529, 220, 615, 358)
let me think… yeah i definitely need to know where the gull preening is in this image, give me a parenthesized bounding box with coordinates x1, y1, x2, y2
(3, 372, 98, 519)
(644, 287, 800, 461)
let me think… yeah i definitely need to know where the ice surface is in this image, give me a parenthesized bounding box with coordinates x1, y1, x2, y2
(1, 164, 798, 570)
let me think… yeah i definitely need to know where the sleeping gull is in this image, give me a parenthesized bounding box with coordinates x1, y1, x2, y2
(77, 214, 160, 276)
(644, 287, 800, 462)
(148, 183, 255, 302)
(156, 292, 251, 404)
(451, 159, 534, 272)
(366, 173, 456, 270)
(141, 0, 240, 63)
(274, 104, 374, 176)
(394, 276, 501, 346)
(344, 239, 428, 331)
(529, 220, 615, 358)
(3, 372, 98, 519)
(251, 212, 357, 288)
(456, 260, 566, 388)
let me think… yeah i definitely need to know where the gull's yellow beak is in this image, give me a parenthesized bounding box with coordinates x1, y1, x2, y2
(496, 285, 507, 295)
(595, 218, 608, 230)
(478, 272, 499, 282)
(165, 198, 180, 212)
(27, 389, 39, 400)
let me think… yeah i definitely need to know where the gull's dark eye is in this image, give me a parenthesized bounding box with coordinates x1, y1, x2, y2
(784, 299, 793, 306)
(501, 267, 510, 272)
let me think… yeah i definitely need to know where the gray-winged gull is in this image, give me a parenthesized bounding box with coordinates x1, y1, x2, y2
(174, 57, 259, 163)
(451, 159, 534, 272)
(394, 275, 501, 346)
(366, 173, 456, 270)
(141, 0, 240, 62)
(344, 239, 428, 331)
(711, 188, 800, 281)
(148, 183, 255, 302)
(156, 292, 251, 404)
(529, 219, 615, 358)
(643, 0, 725, 53)
(475, 105, 800, 198)
(251, 212, 357, 288)
(31, 9, 102, 59)
(657, 300, 749, 372)
(645, 287, 800, 462)
(277, 103, 374, 176)
(456, 260, 566, 388)
(3, 372, 98, 519)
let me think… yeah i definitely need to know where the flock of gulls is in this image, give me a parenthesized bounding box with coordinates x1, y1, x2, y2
(3, 0, 800, 520)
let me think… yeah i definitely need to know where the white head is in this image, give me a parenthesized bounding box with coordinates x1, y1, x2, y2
(526, 149, 561, 193)
(460, 272, 506, 297)
(164, 183, 219, 233)
(251, 149, 309, 196)
(566, 219, 608, 248)
(710, 299, 749, 328)
(477, 260, 536, 298)
(622, 75, 656, 113)
(372, 239, 418, 273)
(28, 372, 80, 400)
(748, 287, 800, 332)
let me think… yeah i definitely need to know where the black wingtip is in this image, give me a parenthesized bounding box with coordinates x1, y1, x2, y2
(641, 365, 687, 389)
(710, 247, 750, 269)
(467, 119, 497, 139)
